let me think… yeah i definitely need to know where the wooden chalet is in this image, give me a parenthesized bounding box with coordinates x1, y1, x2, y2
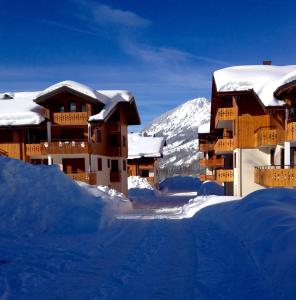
(199, 62, 296, 196)
(128, 133, 166, 188)
(0, 81, 140, 195)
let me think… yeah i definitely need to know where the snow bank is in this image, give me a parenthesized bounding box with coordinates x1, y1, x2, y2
(198, 180, 224, 196)
(128, 133, 165, 159)
(128, 176, 154, 190)
(0, 157, 105, 236)
(214, 65, 296, 106)
(160, 176, 202, 192)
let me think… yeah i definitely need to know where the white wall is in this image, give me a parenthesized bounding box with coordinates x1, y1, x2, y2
(233, 148, 270, 197)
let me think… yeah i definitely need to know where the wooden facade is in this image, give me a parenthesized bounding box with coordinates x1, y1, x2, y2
(0, 83, 140, 195)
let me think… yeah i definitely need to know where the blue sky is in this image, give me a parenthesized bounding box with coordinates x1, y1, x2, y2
(1, 0, 296, 129)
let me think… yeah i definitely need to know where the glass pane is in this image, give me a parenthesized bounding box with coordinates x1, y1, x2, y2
(69, 102, 76, 112)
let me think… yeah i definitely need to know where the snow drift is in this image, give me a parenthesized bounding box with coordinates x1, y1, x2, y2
(0, 156, 104, 236)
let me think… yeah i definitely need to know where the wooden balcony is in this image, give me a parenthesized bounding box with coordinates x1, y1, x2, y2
(67, 172, 97, 185)
(286, 122, 296, 142)
(47, 141, 89, 154)
(215, 107, 237, 129)
(255, 127, 282, 147)
(52, 112, 88, 125)
(26, 144, 47, 156)
(199, 143, 214, 152)
(110, 171, 121, 182)
(0, 143, 21, 159)
(216, 169, 233, 182)
(214, 138, 235, 154)
(199, 174, 215, 182)
(255, 165, 296, 187)
(200, 158, 224, 168)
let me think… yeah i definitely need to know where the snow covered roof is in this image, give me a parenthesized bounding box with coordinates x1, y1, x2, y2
(36, 80, 101, 101)
(0, 92, 46, 126)
(89, 90, 134, 122)
(198, 122, 210, 134)
(214, 65, 296, 107)
(0, 81, 138, 126)
(128, 133, 166, 159)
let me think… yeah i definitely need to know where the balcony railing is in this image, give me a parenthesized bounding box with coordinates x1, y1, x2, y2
(110, 171, 121, 182)
(52, 112, 88, 125)
(67, 172, 97, 185)
(215, 169, 233, 182)
(214, 138, 235, 154)
(200, 158, 224, 168)
(47, 141, 89, 154)
(215, 107, 237, 128)
(255, 127, 282, 147)
(199, 174, 215, 181)
(199, 143, 214, 152)
(255, 165, 296, 187)
(286, 122, 296, 141)
(26, 144, 47, 156)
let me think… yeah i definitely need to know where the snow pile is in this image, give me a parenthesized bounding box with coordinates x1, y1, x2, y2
(142, 98, 210, 177)
(128, 176, 154, 190)
(128, 133, 165, 159)
(0, 92, 46, 126)
(160, 176, 202, 192)
(198, 180, 224, 196)
(0, 157, 105, 236)
(214, 65, 296, 106)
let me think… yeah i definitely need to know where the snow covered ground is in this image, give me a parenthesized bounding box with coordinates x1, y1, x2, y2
(1, 158, 296, 299)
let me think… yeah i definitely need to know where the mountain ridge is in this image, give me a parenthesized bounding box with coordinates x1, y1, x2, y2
(142, 97, 210, 179)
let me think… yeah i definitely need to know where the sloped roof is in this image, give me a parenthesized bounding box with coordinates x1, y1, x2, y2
(214, 65, 296, 107)
(0, 81, 140, 126)
(128, 133, 166, 159)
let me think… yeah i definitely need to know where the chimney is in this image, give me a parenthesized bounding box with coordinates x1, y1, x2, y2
(263, 60, 272, 65)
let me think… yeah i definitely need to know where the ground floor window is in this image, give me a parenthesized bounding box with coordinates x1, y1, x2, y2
(123, 160, 126, 171)
(97, 158, 102, 171)
(62, 158, 85, 173)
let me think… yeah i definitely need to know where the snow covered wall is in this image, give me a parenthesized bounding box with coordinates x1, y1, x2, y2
(142, 97, 210, 179)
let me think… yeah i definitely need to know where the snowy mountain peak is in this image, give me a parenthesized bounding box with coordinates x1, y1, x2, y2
(142, 97, 210, 178)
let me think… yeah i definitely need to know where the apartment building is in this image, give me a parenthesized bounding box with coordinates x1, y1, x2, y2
(128, 133, 166, 188)
(199, 63, 296, 197)
(0, 81, 140, 195)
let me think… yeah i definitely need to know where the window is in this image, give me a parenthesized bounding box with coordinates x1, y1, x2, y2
(97, 158, 102, 171)
(107, 159, 110, 168)
(111, 160, 119, 172)
(123, 160, 126, 171)
(56, 105, 65, 112)
(81, 103, 86, 112)
(234, 153, 236, 168)
(69, 102, 77, 112)
(96, 130, 102, 143)
(123, 136, 126, 147)
(141, 170, 149, 177)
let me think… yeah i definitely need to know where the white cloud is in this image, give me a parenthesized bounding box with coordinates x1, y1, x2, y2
(94, 4, 151, 28)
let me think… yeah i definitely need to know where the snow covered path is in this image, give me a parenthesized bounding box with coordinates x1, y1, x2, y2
(0, 208, 276, 299)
